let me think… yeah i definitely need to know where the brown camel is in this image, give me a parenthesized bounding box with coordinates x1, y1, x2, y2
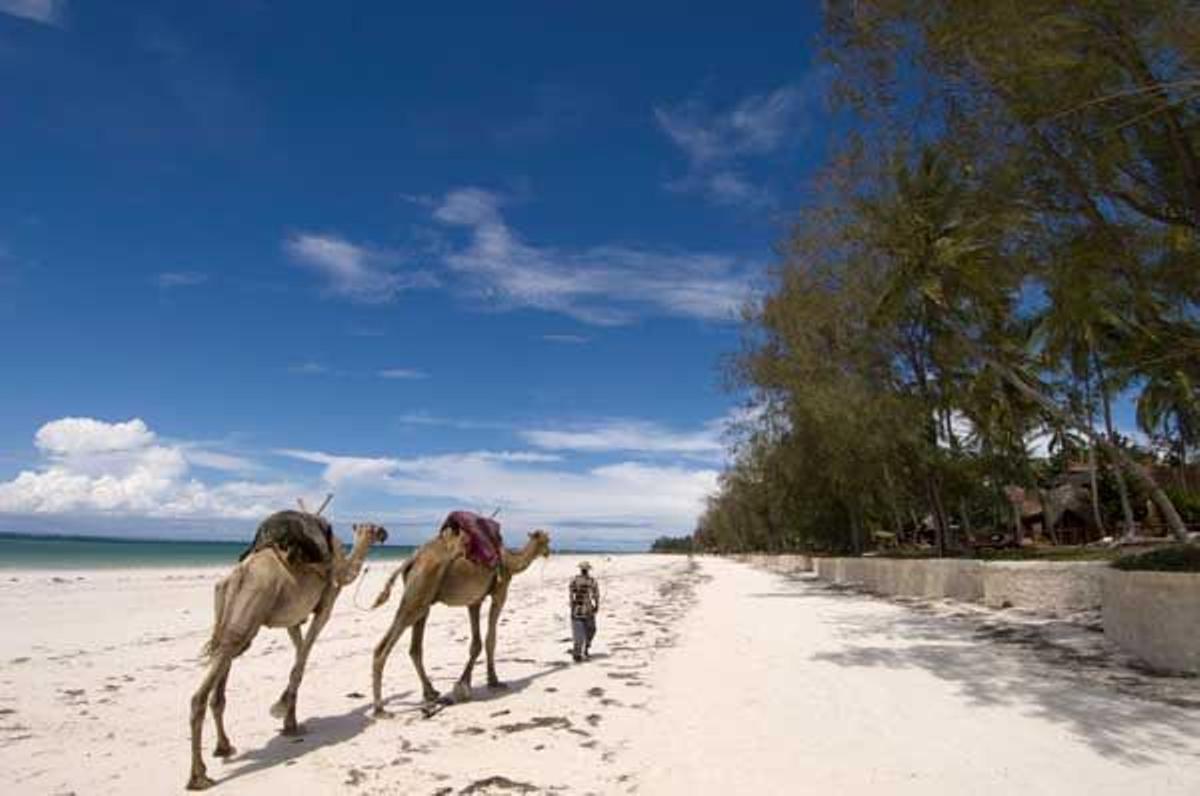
(370, 528, 551, 715)
(186, 520, 389, 791)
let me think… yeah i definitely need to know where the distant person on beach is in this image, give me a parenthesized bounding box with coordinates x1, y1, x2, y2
(569, 561, 600, 662)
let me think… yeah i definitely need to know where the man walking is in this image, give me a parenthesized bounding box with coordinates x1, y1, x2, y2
(569, 561, 600, 662)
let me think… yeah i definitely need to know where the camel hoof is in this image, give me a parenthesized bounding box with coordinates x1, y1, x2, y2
(372, 707, 394, 720)
(213, 743, 236, 758)
(281, 723, 305, 737)
(451, 682, 472, 702)
(187, 773, 216, 791)
(422, 689, 441, 704)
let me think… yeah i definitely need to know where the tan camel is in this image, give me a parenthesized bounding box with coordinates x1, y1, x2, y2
(370, 529, 551, 715)
(186, 521, 389, 791)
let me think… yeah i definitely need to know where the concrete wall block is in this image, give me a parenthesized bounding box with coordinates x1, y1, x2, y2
(981, 562, 1106, 615)
(1102, 569, 1200, 675)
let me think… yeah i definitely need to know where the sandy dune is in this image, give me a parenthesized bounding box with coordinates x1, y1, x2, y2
(1, 556, 1198, 794)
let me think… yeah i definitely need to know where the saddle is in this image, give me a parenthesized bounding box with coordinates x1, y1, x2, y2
(441, 510, 503, 569)
(239, 510, 335, 566)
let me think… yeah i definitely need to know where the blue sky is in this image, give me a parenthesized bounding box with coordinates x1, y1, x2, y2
(0, 1, 831, 547)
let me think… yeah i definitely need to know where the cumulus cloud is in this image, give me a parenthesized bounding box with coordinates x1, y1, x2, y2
(284, 232, 435, 303)
(35, 417, 157, 455)
(0, 0, 65, 26)
(432, 188, 755, 324)
(0, 417, 297, 519)
(655, 79, 822, 206)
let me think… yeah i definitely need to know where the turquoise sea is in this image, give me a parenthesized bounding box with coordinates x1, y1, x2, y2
(0, 532, 417, 569)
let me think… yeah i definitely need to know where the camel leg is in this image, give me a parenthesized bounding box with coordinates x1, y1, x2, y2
(270, 625, 304, 721)
(372, 594, 428, 717)
(278, 590, 337, 735)
(210, 664, 235, 758)
(409, 615, 440, 703)
(453, 604, 484, 701)
(188, 654, 232, 790)
(485, 584, 509, 689)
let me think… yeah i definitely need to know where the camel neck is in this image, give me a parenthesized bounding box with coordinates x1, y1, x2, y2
(335, 535, 373, 584)
(500, 539, 542, 575)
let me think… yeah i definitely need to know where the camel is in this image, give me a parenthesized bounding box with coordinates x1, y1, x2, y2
(186, 519, 389, 791)
(370, 527, 551, 715)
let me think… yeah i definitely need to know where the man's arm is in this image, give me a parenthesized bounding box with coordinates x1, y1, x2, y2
(592, 578, 600, 612)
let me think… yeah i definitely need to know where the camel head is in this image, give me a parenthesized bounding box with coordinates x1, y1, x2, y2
(528, 529, 551, 558)
(352, 522, 389, 546)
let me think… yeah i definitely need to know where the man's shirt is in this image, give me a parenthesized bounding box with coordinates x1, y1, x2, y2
(569, 574, 599, 619)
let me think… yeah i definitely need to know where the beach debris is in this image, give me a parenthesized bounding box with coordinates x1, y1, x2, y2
(459, 776, 539, 794)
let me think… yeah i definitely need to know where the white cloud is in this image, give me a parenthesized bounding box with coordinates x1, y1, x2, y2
(275, 449, 401, 486)
(284, 232, 435, 303)
(432, 187, 755, 324)
(155, 271, 207, 288)
(655, 80, 819, 206)
(377, 368, 428, 380)
(182, 448, 260, 474)
(0, 418, 298, 519)
(279, 447, 717, 539)
(288, 362, 327, 375)
(35, 417, 156, 455)
(0, 0, 64, 26)
(542, 334, 590, 344)
(521, 418, 725, 456)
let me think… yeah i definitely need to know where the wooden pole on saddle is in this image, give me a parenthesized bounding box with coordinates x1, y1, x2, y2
(296, 493, 335, 516)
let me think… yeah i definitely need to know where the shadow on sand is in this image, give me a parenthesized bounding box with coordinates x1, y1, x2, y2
(217, 658, 577, 786)
(215, 694, 400, 788)
(756, 575, 1200, 767)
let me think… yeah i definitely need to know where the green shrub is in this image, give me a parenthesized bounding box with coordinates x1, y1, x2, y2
(1113, 545, 1200, 572)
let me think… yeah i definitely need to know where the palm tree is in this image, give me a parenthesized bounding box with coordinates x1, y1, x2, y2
(1138, 367, 1200, 490)
(863, 148, 1192, 541)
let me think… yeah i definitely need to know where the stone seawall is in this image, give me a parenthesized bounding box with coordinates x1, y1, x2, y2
(801, 556, 1100, 613)
(981, 561, 1107, 615)
(739, 554, 1199, 675)
(1102, 569, 1200, 675)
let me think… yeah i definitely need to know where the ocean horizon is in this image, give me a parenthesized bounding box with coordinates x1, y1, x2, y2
(0, 531, 418, 570)
(0, 531, 635, 569)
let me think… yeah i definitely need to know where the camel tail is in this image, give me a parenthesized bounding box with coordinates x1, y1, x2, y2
(370, 558, 413, 609)
(202, 566, 246, 660)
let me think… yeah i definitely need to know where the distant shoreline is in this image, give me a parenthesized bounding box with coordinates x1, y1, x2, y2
(0, 531, 637, 569)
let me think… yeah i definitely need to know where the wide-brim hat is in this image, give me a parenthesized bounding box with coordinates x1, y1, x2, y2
(579, 561, 591, 571)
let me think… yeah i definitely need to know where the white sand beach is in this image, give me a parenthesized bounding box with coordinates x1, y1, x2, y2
(2, 556, 1199, 795)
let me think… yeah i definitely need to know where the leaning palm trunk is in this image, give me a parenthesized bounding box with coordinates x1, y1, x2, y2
(949, 323, 1190, 542)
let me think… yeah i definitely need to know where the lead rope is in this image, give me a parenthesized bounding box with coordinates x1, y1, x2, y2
(351, 564, 373, 611)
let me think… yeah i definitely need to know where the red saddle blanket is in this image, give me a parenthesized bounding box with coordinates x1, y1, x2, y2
(442, 510, 503, 568)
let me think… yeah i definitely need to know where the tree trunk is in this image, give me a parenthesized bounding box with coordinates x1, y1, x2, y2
(930, 475, 951, 556)
(1082, 371, 1105, 533)
(1087, 443, 1104, 532)
(1096, 357, 1137, 539)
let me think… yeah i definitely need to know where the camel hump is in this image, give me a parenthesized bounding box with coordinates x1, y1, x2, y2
(240, 510, 334, 565)
(442, 510, 503, 568)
